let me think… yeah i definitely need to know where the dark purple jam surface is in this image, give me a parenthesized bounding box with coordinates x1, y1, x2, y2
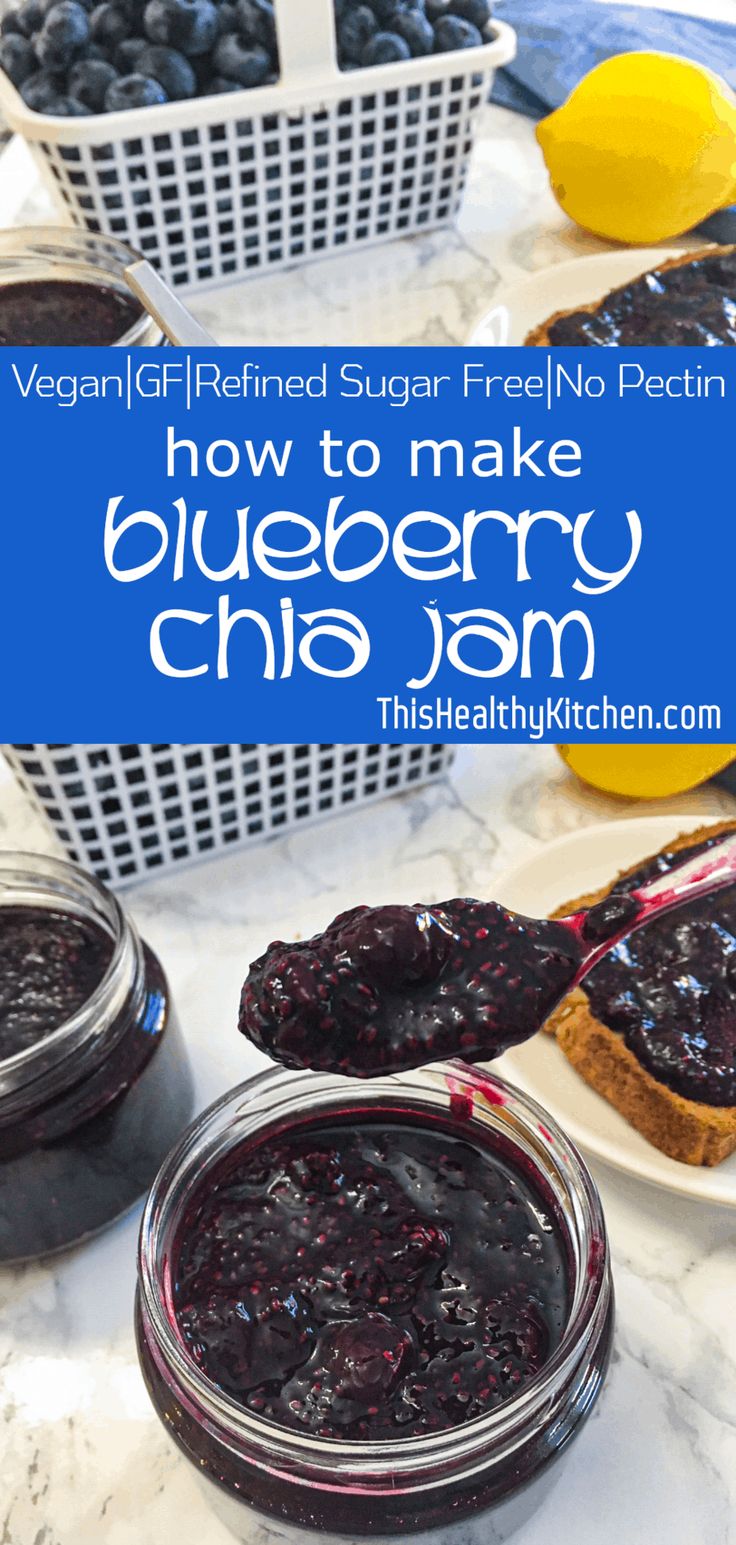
(174, 1119, 569, 1440)
(0, 279, 142, 345)
(240, 900, 584, 1078)
(0, 905, 114, 1060)
(584, 830, 736, 1105)
(547, 251, 736, 346)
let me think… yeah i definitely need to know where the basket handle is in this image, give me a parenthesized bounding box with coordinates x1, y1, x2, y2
(274, 0, 341, 88)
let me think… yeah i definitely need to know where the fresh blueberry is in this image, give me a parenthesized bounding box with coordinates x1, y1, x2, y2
(12, 0, 42, 30)
(89, 1, 128, 46)
(234, 0, 275, 48)
(206, 71, 240, 90)
(104, 68, 167, 104)
(362, 28, 410, 63)
(68, 53, 117, 106)
(21, 76, 91, 109)
(35, 1, 90, 68)
(19, 66, 61, 107)
(337, 2, 376, 62)
(447, 0, 490, 25)
(51, 92, 92, 110)
(143, 0, 218, 57)
(0, 11, 25, 35)
(424, 0, 447, 19)
(0, 33, 36, 84)
(215, 0, 238, 33)
(433, 12, 482, 48)
(115, 33, 147, 66)
(392, 8, 433, 53)
(372, 0, 423, 19)
(135, 40, 194, 94)
(14, 0, 57, 31)
(212, 33, 270, 85)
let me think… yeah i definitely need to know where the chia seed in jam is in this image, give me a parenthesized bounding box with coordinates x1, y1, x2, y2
(174, 1118, 569, 1441)
(240, 900, 585, 1078)
(582, 829, 736, 1107)
(0, 906, 113, 1059)
(136, 1067, 613, 1542)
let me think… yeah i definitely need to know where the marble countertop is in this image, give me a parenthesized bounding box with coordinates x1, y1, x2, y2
(0, 744, 735, 1545)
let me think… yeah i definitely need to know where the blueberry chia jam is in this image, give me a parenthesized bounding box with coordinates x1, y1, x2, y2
(0, 906, 114, 1057)
(0, 278, 143, 346)
(0, 852, 193, 1262)
(0, 227, 164, 347)
(545, 249, 736, 345)
(583, 829, 736, 1106)
(240, 898, 586, 1077)
(174, 1118, 569, 1441)
(136, 1065, 613, 1543)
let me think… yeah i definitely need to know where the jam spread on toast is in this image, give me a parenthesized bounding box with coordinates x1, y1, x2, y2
(583, 832, 736, 1104)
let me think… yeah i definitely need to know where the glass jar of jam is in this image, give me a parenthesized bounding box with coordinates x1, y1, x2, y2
(0, 851, 194, 1262)
(136, 1061, 613, 1543)
(0, 227, 164, 346)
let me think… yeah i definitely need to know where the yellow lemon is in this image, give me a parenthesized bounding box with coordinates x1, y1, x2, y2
(537, 51, 736, 244)
(557, 744, 736, 799)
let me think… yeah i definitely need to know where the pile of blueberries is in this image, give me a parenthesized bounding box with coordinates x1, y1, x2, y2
(335, 0, 493, 70)
(0, 0, 493, 116)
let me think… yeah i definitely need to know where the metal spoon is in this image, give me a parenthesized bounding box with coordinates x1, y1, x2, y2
(240, 829, 736, 1077)
(125, 259, 216, 346)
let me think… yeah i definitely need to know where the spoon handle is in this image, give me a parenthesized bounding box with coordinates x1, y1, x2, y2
(633, 832, 736, 913)
(124, 260, 216, 347)
(568, 829, 736, 985)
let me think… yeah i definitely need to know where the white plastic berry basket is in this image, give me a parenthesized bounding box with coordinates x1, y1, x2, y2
(0, 1, 515, 290)
(3, 743, 455, 885)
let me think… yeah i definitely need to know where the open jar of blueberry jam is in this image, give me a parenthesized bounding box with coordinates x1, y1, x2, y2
(0, 228, 164, 346)
(136, 1061, 613, 1543)
(0, 851, 193, 1261)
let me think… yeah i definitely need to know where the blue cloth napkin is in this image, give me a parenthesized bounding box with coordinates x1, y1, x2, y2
(491, 0, 736, 241)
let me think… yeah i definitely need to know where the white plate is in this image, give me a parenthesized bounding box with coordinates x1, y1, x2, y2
(492, 815, 736, 1207)
(467, 247, 691, 346)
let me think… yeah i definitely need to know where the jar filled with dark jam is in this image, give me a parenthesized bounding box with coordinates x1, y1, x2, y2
(136, 1062, 613, 1543)
(0, 851, 194, 1262)
(0, 228, 164, 346)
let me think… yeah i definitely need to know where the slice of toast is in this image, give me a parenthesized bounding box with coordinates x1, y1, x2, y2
(544, 820, 736, 1167)
(525, 246, 736, 347)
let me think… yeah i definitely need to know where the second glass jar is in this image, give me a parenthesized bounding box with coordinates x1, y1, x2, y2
(0, 851, 194, 1262)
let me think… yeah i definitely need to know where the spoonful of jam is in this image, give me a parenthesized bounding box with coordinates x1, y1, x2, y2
(240, 831, 736, 1078)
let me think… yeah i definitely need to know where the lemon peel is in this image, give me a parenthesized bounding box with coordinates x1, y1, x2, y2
(537, 51, 736, 244)
(557, 745, 736, 799)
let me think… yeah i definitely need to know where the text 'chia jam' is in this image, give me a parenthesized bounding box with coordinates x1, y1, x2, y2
(173, 1118, 569, 1441)
(0, 905, 114, 1060)
(583, 829, 736, 1106)
(0, 278, 143, 345)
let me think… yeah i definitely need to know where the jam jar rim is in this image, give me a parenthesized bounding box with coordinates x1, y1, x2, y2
(138, 1059, 611, 1479)
(0, 225, 163, 346)
(0, 849, 146, 1116)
